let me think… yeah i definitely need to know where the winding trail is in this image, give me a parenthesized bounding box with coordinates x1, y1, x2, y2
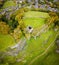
(28, 32, 59, 65)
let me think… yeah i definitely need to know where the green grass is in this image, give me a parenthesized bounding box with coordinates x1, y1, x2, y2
(24, 11, 50, 18)
(23, 30, 56, 65)
(23, 18, 45, 28)
(2, 1, 16, 9)
(0, 11, 58, 65)
(0, 34, 15, 51)
(23, 11, 50, 28)
(32, 43, 59, 65)
(12, 30, 57, 65)
(11, 11, 58, 65)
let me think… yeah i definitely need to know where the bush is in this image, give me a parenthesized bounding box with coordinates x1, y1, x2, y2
(49, 12, 57, 17)
(23, 7, 29, 12)
(0, 21, 10, 34)
(15, 13, 24, 21)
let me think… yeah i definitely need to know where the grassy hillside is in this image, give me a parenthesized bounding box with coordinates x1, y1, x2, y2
(0, 34, 15, 51)
(2, 1, 16, 9)
(23, 11, 50, 28)
(32, 43, 59, 65)
(11, 11, 59, 65)
(0, 11, 58, 65)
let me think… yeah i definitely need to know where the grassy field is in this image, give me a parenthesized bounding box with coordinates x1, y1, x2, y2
(0, 34, 15, 51)
(24, 11, 50, 18)
(32, 43, 59, 65)
(12, 11, 59, 65)
(23, 30, 57, 65)
(12, 29, 58, 65)
(23, 11, 50, 28)
(2, 1, 16, 9)
(0, 11, 58, 65)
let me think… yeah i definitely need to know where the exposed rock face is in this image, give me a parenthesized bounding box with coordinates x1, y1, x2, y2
(56, 40, 59, 46)
(53, 0, 59, 2)
(28, 0, 31, 3)
(56, 49, 59, 53)
(35, 0, 38, 8)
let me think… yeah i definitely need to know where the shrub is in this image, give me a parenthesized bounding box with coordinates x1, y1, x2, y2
(23, 7, 29, 12)
(49, 12, 57, 17)
(0, 21, 10, 34)
(15, 13, 24, 21)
